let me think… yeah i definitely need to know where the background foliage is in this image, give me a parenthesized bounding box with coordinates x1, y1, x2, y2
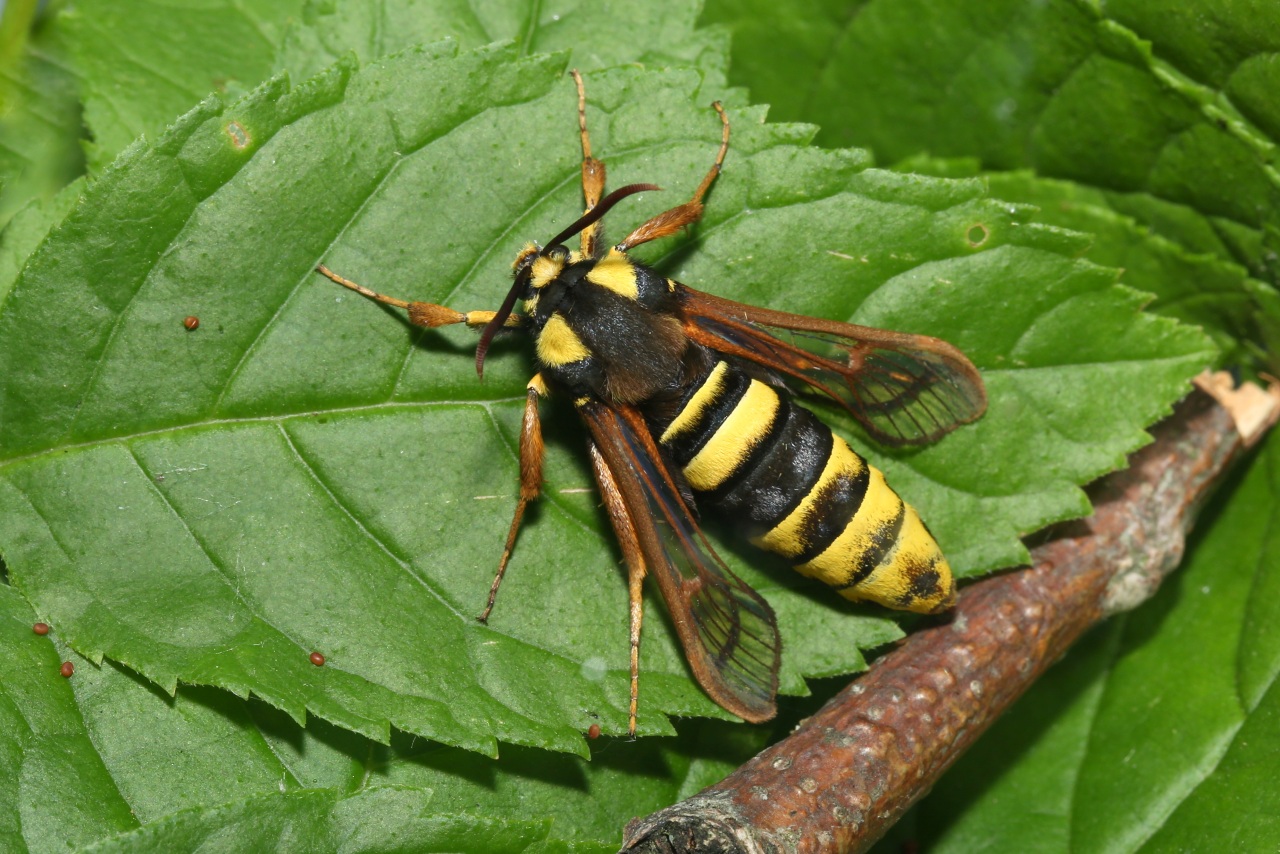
(0, 0, 1273, 850)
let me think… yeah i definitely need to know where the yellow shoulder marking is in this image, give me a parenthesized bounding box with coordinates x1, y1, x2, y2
(585, 248, 639, 300)
(661, 361, 730, 444)
(537, 314, 591, 366)
(683, 379, 780, 491)
(527, 373, 550, 396)
(530, 255, 565, 289)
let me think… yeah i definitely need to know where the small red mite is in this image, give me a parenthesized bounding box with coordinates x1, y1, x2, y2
(309, 652, 326, 667)
(60, 661, 74, 678)
(32, 622, 50, 635)
(183, 315, 200, 330)
(587, 723, 601, 740)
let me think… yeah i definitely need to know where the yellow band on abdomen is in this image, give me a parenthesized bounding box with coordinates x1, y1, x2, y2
(751, 437, 866, 560)
(683, 379, 780, 491)
(796, 465, 902, 587)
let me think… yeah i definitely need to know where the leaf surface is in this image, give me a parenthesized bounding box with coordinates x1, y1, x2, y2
(899, 158, 1280, 371)
(63, 0, 734, 176)
(277, 0, 732, 89)
(0, 9, 84, 225)
(85, 787, 559, 853)
(0, 585, 137, 852)
(702, 0, 1280, 365)
(0, 46, 1212, 755)
(705, 0, 1280, 242)
(2, 577, 754, 850)
(63, 0, 308, 174)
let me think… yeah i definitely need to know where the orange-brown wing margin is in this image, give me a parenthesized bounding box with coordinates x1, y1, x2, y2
(677, 286, 987, 447)
(577, 398, 781, 722)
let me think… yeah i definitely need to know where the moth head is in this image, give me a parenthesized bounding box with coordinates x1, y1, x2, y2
(478, 183, 659, 378)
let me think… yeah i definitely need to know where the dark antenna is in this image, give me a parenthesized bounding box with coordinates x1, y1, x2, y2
(545, 183, 660, 249)
(474, 266, 530, 377)
(475, 182, 661, 377)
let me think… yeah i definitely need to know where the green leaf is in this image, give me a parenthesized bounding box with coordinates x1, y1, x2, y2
(0, 8, 84, 226)
(0, 585, 138, 851)
(897, 158, 1280, 371)
(85, 788, 555, 853)
(708, 0, 1280, 242)
(266, 702, 762, 850)
(2, 580, 757, 850)
(277, 0, 734, 92)
(701, 0, 1280, 366)
(910, 429, 1280, 852)
(62, 0, 309, 175)
(62, 0, 735, 177)
(0, 45, 1211, 756)
(0, 178, 82, 306)
(982, 170, 1280, 370)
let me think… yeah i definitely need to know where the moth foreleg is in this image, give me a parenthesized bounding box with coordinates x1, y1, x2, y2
(615, 101, 729, 251)
(315, 264, 525, 330)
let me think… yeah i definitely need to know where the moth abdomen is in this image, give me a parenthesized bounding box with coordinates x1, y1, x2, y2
(655, 357, 956, 614)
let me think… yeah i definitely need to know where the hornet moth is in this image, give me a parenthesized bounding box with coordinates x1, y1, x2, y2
(316, 72, 987, 737)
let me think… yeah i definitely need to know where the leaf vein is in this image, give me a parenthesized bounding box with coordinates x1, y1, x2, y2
(274, 421, 466, 620)
(214, 155, 413, 412)
(0, 398, 524, 471)
(123, 442, 321, 656)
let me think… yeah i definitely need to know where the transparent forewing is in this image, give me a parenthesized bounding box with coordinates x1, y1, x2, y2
(677, 287, 987, 446)
(578, 400, 780, 722)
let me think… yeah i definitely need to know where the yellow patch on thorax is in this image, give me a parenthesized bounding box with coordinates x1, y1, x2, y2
(530, 255, 566, 289)
(537, 314, 591, 366)
(585, 249, 639, 300)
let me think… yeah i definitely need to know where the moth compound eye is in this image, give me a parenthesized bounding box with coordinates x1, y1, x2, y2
(546, 244, 570, 262)
(512, 243, 540, 274)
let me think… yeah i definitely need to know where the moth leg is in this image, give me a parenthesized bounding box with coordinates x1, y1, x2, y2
(478, 373, 547, 624)
(615, 101, 729, 252)
(587, 440, 647, 740)
(570, 69, 607, 258)
(315, 264, 525, 330)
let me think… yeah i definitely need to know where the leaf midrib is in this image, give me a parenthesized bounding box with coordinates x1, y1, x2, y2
(0, 396, 526, 469)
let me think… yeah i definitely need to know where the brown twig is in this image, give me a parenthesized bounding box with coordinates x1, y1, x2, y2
(623, 381, 1267, 854)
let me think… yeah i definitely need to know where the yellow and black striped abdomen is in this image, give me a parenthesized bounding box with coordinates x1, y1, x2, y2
(657, 360, 955, 614)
